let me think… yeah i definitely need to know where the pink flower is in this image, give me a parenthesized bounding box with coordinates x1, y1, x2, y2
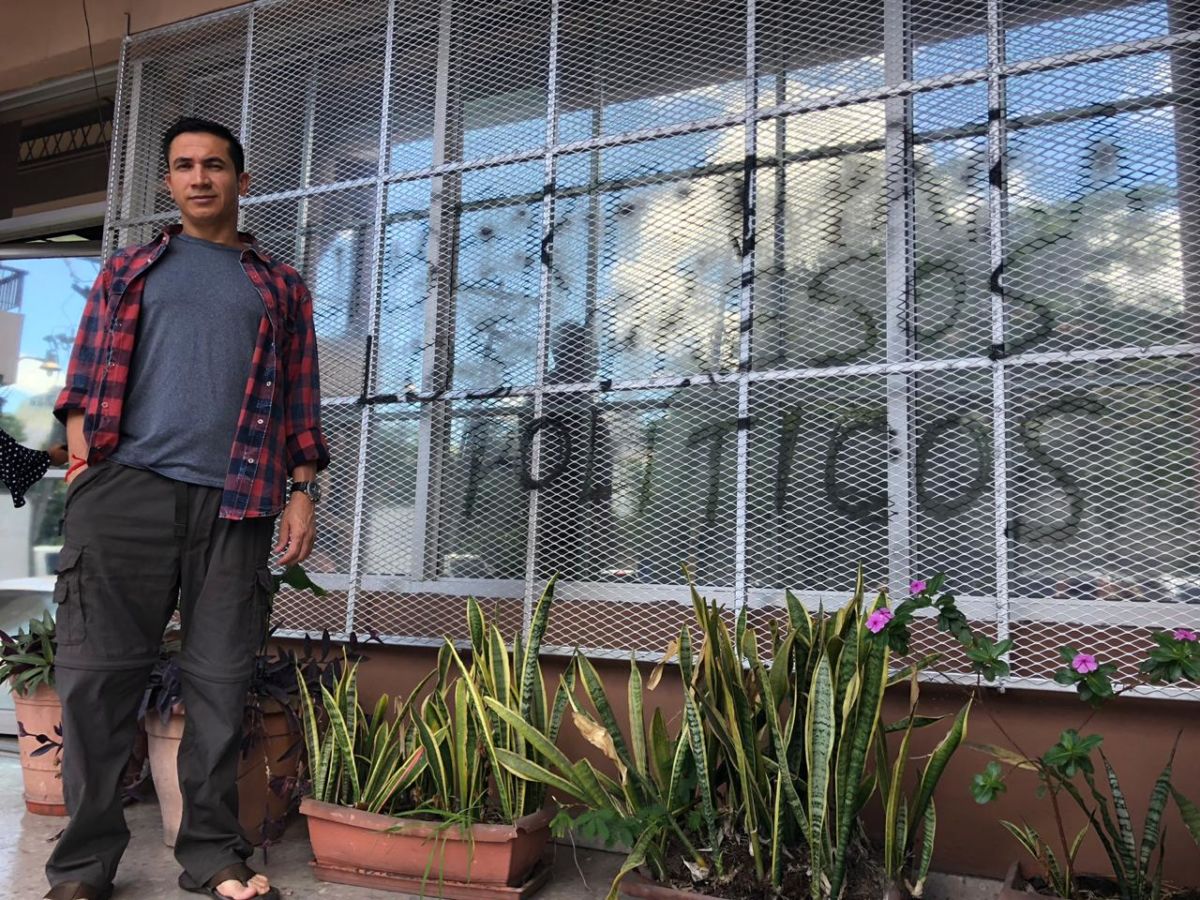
(1071, 653, 1099, 674)
(1172, 628, 1198, 643)
(866, 608, 894, 634)
(909, 580, 927, 595)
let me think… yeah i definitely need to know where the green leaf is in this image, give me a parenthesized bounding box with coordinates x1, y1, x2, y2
(519, 577, 556, 722)
(467, 596, 486, 656)
(279, 563, 328, 595)
(1171, 787, 1200, 848)
(494, 747, 580, 800)
(884, 714, 945, 734)
(628, 655, 647, 775)
(321, 683, 361, 805)
(915, 800, 936, 891)
(1001, 820, 1042, 862)
(910, 700, 970, 833)
(830, 628, 888, 898)
(1102, 751, 1138, 885)
(805, 653, 836, 890)
(444, 643, 513, 821)
(682, 686, 718, 854)
(605, 823, 659, 900)
(1137, 744, 1176, 893)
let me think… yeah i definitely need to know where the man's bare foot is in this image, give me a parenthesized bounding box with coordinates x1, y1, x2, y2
(214, 873, 271, 899)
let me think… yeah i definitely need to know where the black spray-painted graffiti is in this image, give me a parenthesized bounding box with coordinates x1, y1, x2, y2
(462, 392, 1102, 546)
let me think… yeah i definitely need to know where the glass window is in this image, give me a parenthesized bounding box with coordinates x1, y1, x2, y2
(0, 256, 96, 581)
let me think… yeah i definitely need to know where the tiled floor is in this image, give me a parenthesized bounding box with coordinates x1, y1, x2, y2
(0, 744, 623, 899)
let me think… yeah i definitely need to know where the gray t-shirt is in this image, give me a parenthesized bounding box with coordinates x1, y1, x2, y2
(110, 233, 265, 487)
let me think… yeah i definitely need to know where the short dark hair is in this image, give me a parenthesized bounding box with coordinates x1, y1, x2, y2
(161, 116, 245, 174)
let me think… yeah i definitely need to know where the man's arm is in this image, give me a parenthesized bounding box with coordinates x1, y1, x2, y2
(54, 260, 110, 429)
(276, 277, 329, 565)
(282, 280, 330, 474)
(55, 262, 109, 482)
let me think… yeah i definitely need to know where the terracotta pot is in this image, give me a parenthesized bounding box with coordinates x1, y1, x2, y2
(301, 797, 554, 897)
(145, 707, 299, 847)
(11, 682, 66, 816)
(620, 869, 909, 899)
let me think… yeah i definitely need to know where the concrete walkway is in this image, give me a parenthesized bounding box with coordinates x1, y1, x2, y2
(0, 743, 1000, 899)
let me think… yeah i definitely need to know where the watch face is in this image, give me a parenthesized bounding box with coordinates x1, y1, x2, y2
(294, 481, 321, 503)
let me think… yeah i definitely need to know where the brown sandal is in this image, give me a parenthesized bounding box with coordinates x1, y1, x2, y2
(178, 862, 279, 900)
(44, 883, 113, 900)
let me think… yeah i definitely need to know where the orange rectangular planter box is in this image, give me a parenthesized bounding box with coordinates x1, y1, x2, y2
(300, 798, 553, 896)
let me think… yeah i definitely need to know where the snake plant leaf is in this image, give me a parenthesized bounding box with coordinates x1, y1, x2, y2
(805, 653, 836, 890)
(1171, 786, 1200, 847)
(629, 655, 647, 774)
(910, 699, 970, 834)
(1102, 751, 1138, 885)
(321, 683, 361, 805)
(467, 595, 486, 656)
(444, 643, 513, 821)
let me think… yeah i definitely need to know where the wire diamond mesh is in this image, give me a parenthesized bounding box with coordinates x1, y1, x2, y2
(104, 0, 1200, 696)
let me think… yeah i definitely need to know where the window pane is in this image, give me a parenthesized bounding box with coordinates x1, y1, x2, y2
(755, 104, 887, 371)
(1006, 356, 1200, 603)
(248, 0, 388, 195)
(0, 257, 95, 581)
(450, 163, 544, 391)
(1007, 57, 1186, 353)
(550, 130, 744, 384)
(437, 398, 530, 579)
(558, 0, 745, 141)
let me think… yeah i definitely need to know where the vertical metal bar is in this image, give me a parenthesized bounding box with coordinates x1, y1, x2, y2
(236, 8, 255, 235)
(734, 0, 758, 610)
(116, 59, 142, 248)
(767, 71, 787, 585)
(344, 0, 398, 635)
(522, 0, 561, 632)
(239, 9, 255, 167)
(580, 102, 603, 565)
(987, 0, 1012, 678)
(1167, 0, 1200, 624)
(410, 0, 460, 579)
(103, 36, 131, 255)
(293, 60, 319, 267)
(884, 0, 916, 601)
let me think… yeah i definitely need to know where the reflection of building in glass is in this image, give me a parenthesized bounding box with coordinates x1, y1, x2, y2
(0, 265, 26, 390)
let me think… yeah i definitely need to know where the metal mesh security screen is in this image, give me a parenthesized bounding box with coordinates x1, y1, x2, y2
(105, 0, 1200, 696)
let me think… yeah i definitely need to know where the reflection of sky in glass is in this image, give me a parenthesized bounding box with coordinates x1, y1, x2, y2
(0, 256, 95, 446)
(1006, 1, 1168, 61)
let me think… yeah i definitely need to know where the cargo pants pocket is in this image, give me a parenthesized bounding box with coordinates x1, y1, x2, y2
(52, 542, 86, 646)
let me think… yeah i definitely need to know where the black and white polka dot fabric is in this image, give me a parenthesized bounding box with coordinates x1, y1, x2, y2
(0, 428, 51, 509)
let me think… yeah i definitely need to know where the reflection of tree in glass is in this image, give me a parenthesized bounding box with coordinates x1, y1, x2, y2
(452, 203, 541, 391)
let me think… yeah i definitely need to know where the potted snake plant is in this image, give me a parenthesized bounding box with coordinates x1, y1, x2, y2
(298, 578, 565, 898)
(493, 571, 988, 900)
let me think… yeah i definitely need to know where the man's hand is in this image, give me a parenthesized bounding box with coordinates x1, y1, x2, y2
(275, 493, 316, 565)
(64, 411, 89, 485)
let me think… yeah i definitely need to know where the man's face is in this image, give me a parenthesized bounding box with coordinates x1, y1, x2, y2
(163, 131, 249, 230)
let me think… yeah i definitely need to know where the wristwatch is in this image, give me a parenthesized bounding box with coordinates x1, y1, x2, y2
(289, 480, 322, 504)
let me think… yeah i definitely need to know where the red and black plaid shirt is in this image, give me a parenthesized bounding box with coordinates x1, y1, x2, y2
(54, 224, 330, 520)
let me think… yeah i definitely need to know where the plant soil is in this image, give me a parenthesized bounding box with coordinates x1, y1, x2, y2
(658, 834, 892, 900)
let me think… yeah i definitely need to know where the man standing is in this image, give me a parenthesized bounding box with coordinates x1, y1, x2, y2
(45, 117, 329, 900)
